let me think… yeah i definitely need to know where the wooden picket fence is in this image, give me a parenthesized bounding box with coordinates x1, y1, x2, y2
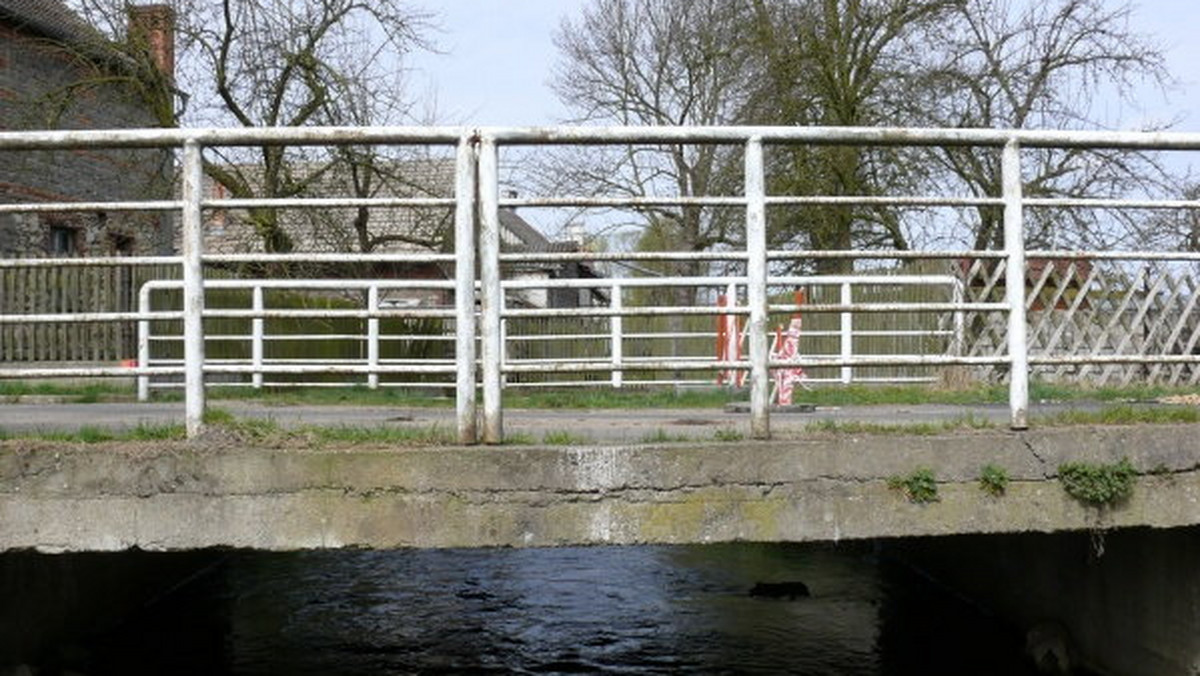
(0, 264, 178, 363)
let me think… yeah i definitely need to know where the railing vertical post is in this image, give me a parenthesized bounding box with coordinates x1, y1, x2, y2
(1002, 139, 1029, 430)
(454, 136, 479, 444)
(137, 283, 151, 401)
(366, 285, 379, 390)
(500, 315, 509, 387)
(611, 282, 623, 388)
(181, 140, 206, 438)
(479, 135, 504, 444)
(745, 137, 770, 439)
(840, 282, 853, 385)
(952, 279, 966, 358)
(252, 285, 264, 390)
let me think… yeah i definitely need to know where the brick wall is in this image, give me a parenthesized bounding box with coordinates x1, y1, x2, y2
(0, 19, 174, 257)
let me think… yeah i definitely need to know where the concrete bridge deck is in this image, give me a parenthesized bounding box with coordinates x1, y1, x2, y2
(0, 398, 1129, 443)
(1, 420, 1197, 552)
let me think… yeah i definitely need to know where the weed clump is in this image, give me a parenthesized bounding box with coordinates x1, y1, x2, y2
(713, 428, 744, 442)
(887, 468, 939, 504)
(1058, 458, 1137, 506)
(978, 464, 1009, 496)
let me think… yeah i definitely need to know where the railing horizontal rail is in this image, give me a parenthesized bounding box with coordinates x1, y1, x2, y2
(198, 309, 457, 319)
(149, 334, 460, 342)
(201, 253, 458, 264)
(1028, 355, 1200, 365)
(0, 312, 180, 324)
(143, 279, 457, 291)
(1024, 250, 1200, 261)
(502, 303, 999, 319)
(202, 364, 456, 375)
(0, 200, 183, 213)
(209, 197, 457, 209)
(1025, 198, 1200, 209)
(0, 368, 184, 378)
(501, 355, 1010, 374)
(2, 123, 1199, 151)
(0, 256, 180, 268)
(500, 250, 1007, 263)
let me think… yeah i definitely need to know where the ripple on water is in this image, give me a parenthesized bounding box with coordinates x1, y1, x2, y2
(89, 543, 1039, 675)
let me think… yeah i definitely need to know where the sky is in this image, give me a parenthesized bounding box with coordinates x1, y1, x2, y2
(408, 0, 1200, 131)
(406, 1, 586, 126)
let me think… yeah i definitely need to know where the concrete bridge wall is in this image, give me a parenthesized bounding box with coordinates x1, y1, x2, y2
(892, 527, 1200, 676)
(1, 424, 1198, 552)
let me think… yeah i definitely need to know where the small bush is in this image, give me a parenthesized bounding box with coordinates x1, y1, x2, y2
(887, 468, 939, 504)
(978, 464, 1009, 497)
(1058, 458, 1137, 506)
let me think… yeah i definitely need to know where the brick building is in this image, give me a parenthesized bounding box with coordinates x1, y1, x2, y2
(0, 0, 176, 258)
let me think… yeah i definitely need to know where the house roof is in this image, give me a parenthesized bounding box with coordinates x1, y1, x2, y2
(499, 209, 577, 254)
(0, 0, 97, 44)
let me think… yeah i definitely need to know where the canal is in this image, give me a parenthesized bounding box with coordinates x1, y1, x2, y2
(2, 541, 1055, 675)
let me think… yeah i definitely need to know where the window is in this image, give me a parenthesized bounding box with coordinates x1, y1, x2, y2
(48, 225, 78, 255)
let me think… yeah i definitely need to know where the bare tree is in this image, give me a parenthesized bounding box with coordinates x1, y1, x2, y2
(745, 0, 954, 272)
(547, 0, 757, 278)
(914, 0, 1176, 250)
(551, 0, 1179, 266)
(72, 0, 434, 253)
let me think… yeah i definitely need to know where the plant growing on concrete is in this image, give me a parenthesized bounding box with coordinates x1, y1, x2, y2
(713, 428, 744, 442)
(978, 464, 1009, 497)
(1058, 458, 1137, 506)
(640, 428, 690, 444)
(887, 468, 939, 504)
(542, 430, 593, 446)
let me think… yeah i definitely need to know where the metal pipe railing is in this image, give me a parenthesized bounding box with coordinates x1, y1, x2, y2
(3, 124, 1200, 441)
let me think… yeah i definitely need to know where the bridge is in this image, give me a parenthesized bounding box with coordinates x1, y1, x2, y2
(2, 125, 1200, 674)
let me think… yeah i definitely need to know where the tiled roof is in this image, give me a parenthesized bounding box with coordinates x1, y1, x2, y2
(0, 0, 97, 44)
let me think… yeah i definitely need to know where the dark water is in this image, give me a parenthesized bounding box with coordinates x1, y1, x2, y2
(55, 543, 1042, 675)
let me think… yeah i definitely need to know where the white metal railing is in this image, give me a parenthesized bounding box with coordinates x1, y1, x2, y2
(2, 125, 1200, 442)
(500, 275, 965, 389)
(134, 275, 964, 396)
(135, 278, 458, 399)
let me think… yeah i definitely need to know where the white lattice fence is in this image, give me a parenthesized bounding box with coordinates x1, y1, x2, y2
(961, 259, 1200, 386)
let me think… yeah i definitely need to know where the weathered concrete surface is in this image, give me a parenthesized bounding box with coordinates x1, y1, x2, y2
(891, 527, 1200, 676)
(0, 399, 1123, 444)
(1, 424, 1198, 551)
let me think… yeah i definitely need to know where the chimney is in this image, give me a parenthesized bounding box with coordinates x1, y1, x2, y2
(128, 4, 175, 83)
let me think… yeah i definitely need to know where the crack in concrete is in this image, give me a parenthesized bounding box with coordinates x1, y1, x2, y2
(1021, 436, 1053, 479)
(10, 462, 1200, 502)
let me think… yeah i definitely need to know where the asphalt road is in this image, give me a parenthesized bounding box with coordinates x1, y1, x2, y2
(0, 399, 1120, 443)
